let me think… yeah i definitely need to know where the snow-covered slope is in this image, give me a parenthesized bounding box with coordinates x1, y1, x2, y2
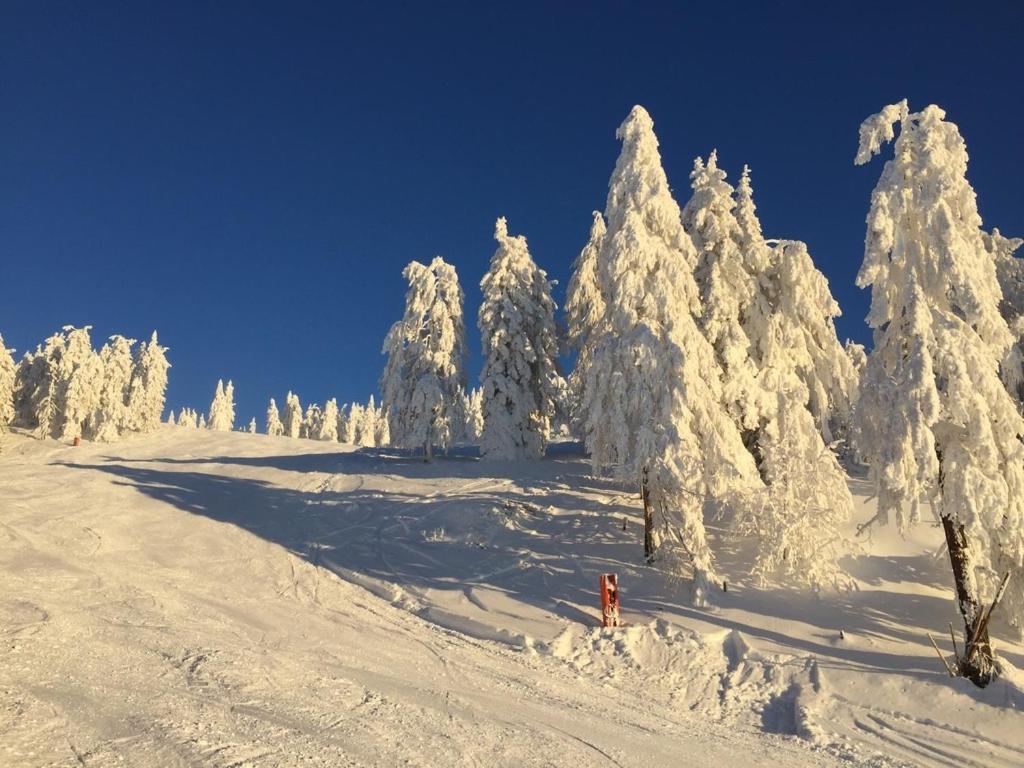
(1, 429, 1022, 767)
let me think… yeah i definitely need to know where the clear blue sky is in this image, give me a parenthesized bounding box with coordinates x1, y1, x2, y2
(2, 2, 1022, 424)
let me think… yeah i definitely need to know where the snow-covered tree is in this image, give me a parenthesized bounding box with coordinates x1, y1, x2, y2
(682, 152, 764, 436)
(51, 326, 103, 442)
(127, 332, 170, 433)
(198, 413, 207, 429)
(855, 101, 1024, 685)
(374, 401, 390, 447)
(478, 217, 561, 460)
(986, 229, 1024, 405)
(88, 335, 136, 442)
(0, 335, 16, 430)
(207, 379, 235, 432)
(463, 387, 484, 442)
(381, 257, 467, 459)
(301, 403, 322, 439)
(166, 410, 176, 426)
(344, 402, 361, 444)
(357, 395, 378, 447)
(565, 211, 607, 428)
(581, 106, 760, 601)
(319, 398, 339, 441)
(247, 417, 257, 434)
(266, 398, 284, 436)
(283, 391, 302, 439)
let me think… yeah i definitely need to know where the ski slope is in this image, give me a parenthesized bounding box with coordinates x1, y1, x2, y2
(1, 428, 1022, 767)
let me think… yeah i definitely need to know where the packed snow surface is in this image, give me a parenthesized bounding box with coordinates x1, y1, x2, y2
(2, 429, 1023, 767)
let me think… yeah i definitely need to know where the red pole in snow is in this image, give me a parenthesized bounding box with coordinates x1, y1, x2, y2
(72, 436, 81, 447)
(600, 573, 620, 628)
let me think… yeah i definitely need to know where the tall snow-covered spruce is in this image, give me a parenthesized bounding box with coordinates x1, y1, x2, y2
(127, 332, 170, 433)
(207, 379, 235, 432)
(581, 106, 760, 603)
(477, 217, 560, 460)
(0, 334, 17, 431)
(564, 211, 606, 431)
(855, 101, 1024, 685)
(381, 257, 467, 460)
(266, 398, 284, 436)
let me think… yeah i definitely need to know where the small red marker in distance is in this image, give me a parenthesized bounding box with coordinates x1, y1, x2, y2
(600, 573, 620, 628)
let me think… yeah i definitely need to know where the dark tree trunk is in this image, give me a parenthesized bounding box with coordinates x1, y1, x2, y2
(941, 515, 996, 686)
(642, 466, 654, 562)
(937, 449, 996, 687)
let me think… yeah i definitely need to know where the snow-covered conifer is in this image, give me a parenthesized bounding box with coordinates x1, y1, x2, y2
(581, 106, 760, 601)
(565, 211, 607, 428)
(380, 257, 467, 459)
(355, 396, 377, 447)
(127, 332, 170, 433)
(198, 413, 207, 429)
(463, 387, 484, 442)
(88, 335, 136, 441)
(478, 217, 561, 460)
(319, 399, 339, 441)
(266, 398, 284, 436)
(345, 402, 362, 444)
(167, 410, 176, 426)
(682, 151, 764, 436)
(0, 335, 16, 430)
(375, 401, 390, 447)
(301, 403, 322, 440)
(247, 417, 257, 434)
(207, 379, 236, 431)
(854, 101, 1024, 684)
(53, 326, 103, 442)
(283, 391, 302, 438)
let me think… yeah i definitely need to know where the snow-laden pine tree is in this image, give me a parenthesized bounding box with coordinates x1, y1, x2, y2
(207, 379, 235, 431)
(338, 404, 352, 444)
(88, 335, 136, 442)
(266, 398, 284, 436)
(581, 106, 761, 601)
(565, 211, 607, 430)
(198, 413, 207, 429)
(319, 398, 339, 441)
(478, 217, 561, 460)
(347, 402, 364, 443)
(374, 401, 390, 447)
(0, 334, 16, 430)
(127, 332, 170, 433)
(247, 417, 257, 434)
(462, 387, 484, 442)
(682, 152, 765, 437)
(732, 263, 855, 589)
(283, 392, 302, 438)
(301, 404, 323, 440)
(986, 229, 1024, 405)
(179, 408, 199, 429)
(755, 240, 858, 447)
(53, 326, 103, 442)
(855, 101, 1024, 685)
(381, 257, 467, 459)
(354, 396, 376, 447)
(167, 410, 176, 426)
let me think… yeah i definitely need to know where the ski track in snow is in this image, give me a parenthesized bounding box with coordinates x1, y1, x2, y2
(1, 428, 1022, 767)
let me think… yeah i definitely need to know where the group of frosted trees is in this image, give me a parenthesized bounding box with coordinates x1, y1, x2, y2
(374, 102, 1024, 686)
(263, 392, 389, 447)
(378, 106, 857, 604)
(0, 326, 169, 443)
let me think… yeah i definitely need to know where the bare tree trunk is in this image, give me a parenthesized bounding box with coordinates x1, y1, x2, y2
(941, 515, 996, 685)
(937, 449, 996, 686)
(642, 466, 654, 562)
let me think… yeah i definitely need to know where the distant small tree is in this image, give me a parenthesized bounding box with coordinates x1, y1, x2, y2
(207, 379, 236, 432)
(266, 398, 284, 436)
(320, 399, 340, 441)
(283, 391, 302, 438)
(247, 417, 257, 434)
(127, 331, 170, 433)
(0, 334, 17, 430)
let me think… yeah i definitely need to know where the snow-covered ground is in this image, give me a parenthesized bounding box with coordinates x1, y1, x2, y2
(1, 429, 1022, 767)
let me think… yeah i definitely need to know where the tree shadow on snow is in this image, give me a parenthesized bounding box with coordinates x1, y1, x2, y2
(57, 452, 972, 684)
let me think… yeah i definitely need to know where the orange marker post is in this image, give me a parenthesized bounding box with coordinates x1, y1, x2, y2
(600, 573, 620, 628)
